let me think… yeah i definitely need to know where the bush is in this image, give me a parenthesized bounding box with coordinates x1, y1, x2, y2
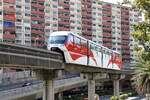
(110, 96, 119, 100)
(119, 95, 125, 100)
(119, 94, 128, 100)
(128, 92, 132, 96)
(124, 94, 128, 98)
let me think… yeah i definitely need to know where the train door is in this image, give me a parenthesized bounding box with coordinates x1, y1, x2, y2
(81, 39, 88, 65)
(95, 46, 102, 67)
(88, 42, 97, 66)
(103, 50, 112, 69)
(73, 36, 84, 64)
(113, 53, 122, 69)
(64, 34, 74, 63)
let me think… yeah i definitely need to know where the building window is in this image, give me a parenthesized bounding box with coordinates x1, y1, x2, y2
(16, 5, 21, 8)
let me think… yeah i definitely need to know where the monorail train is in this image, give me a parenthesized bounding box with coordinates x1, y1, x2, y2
(47, 31, 122, 70)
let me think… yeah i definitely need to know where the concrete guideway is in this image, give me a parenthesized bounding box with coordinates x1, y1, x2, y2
(0, 43, 63, 69)
(0, 43, 130, 100)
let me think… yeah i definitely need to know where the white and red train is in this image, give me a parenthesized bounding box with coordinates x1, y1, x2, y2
(47, 31, 122, 70)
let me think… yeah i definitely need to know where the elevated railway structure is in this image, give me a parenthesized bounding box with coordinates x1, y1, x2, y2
(0, 43, 131, 100)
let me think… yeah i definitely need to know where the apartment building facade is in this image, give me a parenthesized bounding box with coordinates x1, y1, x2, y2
(0, 0, 139, 66)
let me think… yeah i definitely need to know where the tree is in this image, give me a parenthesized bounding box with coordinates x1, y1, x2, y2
(133, 0, 150, 21)
(129, 0, 150, 98)
(131, 59, 150, 94)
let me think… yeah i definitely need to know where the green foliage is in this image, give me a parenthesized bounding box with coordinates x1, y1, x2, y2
(129, 0, 150, 96)
(110, 96, 119, 100)
(132, 22, 150, 45)
(128, 92, 132, 96)
(131, 0, 150, 60)
(119, 94, 128, 100)
(133, 0, 150, 21)
(131, 60, 150, 94)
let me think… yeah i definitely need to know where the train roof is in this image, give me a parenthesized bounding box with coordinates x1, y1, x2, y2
(49, 31, 120, 54)
(50, 31, 86, 40)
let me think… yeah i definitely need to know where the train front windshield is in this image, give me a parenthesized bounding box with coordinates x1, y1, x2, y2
(48, 35, 67, 44)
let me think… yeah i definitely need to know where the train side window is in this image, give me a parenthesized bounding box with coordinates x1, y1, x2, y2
(74, 36, 81, 45)
(95, 46, 100, 51)
(90, 43, 95, 50)
(107, 51, 111, 55)
(100, 47, 103, 52)
(81, 39, 87, 48)
(68, 34, 74, 43)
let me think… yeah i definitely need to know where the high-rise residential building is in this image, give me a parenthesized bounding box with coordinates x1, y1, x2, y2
(0, 0, 139, 67)
(31, 0, 45, 47)
(15, 0, 31, 46)
(3, 0, 16, 43)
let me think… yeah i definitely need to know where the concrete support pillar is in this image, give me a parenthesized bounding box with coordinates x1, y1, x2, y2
(82, 73, 107, 100)
(58, 93, 63, 100)
(113, 79, 120, 96)
(88, 79, 95, 100)
(43, 79, 54, 100)
(34, 69, 58, 100)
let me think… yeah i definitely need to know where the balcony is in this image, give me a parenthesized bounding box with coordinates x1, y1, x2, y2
(0, 6, 2, 10)
(102, 17, 111, 20)
(38, 0, 45, 2)
(58, 27, 70, 31)
(31, 30, 44, 35)
(102, 22, 112, 26)
(3, 6, 15, 13)
(31, 43, 45, 47)
(31, 24, 45, 29)
(58, 21, 70, 25)
(121, 30, 129, 33)
(103, 38, 112, 42)
(58, 2, 70, 7)
(31, 3, 44, 9)
(31, 16, 43, 21)
(102, 11, 112, 15)
(3, 0, 15, 3)
(102, 5, 112, 9)
(58, 14, 70, 19)
(82, 23, 92, 27)
(4, 14, 15, 21)
(31, 37, 45, 41)
(121, 35, 130, 39)
(4, 27, 15, 31)
(122, 50, 130, 54)
(82, 12, 92, 16)
(83, 35, 92, 40)
(58, 9, 70, 13)
(122, 55, 130, 59)
(121, 45, 130, 48)
(3, 34, 15, 39)
(103, 27, 112, 31)
(103, 44, 112, 48)
(31, 11, 44, 15)
(82, 19, 92, 23)
(103, 32, 112, 35)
